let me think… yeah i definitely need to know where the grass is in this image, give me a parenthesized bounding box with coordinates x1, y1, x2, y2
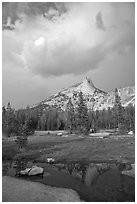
(2, 143, 18, 161)
(39, 136, 135, 163)
(2, 133, 135, 165)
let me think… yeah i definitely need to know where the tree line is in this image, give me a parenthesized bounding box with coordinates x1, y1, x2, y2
(2, 89, 135, 137)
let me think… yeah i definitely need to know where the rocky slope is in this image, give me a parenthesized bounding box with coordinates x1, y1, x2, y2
(2, 176, 81, 202)
(31, 77, 135, 111)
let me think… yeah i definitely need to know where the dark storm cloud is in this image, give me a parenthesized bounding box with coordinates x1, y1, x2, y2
(2, 2, 62, 25)
(96, 12, 105, 30)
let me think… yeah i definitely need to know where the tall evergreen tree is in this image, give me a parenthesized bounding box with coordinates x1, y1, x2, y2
(113, 88, 124, 131)
(106, 107, 113, 129)
(126, 104, 135, 132)
(15, 117, 32, 149)
(2, 106, 6, 133)
(88, 110, 93, 129)
(3, 102, 15, 136)
(66, 98, 75, 133)
(76, 91, 89, 133)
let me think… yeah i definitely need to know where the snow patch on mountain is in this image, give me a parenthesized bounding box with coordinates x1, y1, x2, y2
(31, 78, 135, 111)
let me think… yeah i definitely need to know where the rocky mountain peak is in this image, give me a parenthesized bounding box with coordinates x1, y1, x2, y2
(31, 78, 135, 111)
(78, 77, 96, 95)
(85, 77, 95, 87)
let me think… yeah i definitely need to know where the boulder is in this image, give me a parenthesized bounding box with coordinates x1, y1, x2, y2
(19, 168, 31, 176)
(128, 131, 133, 135)
(2, 176, 81, 202)
(28, 166, 44, 176)
(57, 132, 63, 136)
(47, 158, 55, 163)
(19, 166, 44, 176)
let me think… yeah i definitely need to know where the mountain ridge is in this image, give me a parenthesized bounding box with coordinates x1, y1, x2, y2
(31, 78, 135, 111)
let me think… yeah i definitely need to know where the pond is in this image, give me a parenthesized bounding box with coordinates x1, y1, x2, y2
(3, 160, 135, 202)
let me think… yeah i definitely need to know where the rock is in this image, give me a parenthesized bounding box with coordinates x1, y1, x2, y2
(19, 166, 44, 176)
(57, 132, 63, 136)
(2, 176, 81, 202)
(128, 131, 134, 135)
(47, 158, 55, 163)
(28, 166, 44, 176)
(62, 135, 68, 138)
(85, 164, 99, 186)
(121, 164, 135, 178)
(19, 168, 31, 176)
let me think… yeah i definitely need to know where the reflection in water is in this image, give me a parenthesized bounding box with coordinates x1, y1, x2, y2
(67, 163, 75, 175)
(54, 162, 114, 185)
(3, 160, 135, 202)
(54, 162, 88, 184)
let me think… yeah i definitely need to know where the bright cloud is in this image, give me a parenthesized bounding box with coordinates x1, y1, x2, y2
(3, 3, 134, 77)
(34, 37, 45, 47)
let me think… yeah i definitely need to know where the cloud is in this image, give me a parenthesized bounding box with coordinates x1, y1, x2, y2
(96, 12, 105, 30)
(2, 2, 135, 108)
(3, 2, 135, 78)
(2, 2, 58, 24)
(34, 37, 45, 47)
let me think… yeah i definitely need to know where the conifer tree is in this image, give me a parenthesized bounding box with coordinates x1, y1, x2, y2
(126, 104, 135, 132)
(66, 98, 75, 133)
(15, 118, 31, 149)
(106, 107, 113, 129)
(76, 91, 89, 133)
(3, 102, 15, 136)
(2, 106, 6, 133)
(113, 88, 124, 131)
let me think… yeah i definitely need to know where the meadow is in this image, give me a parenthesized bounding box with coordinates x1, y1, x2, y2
(2, 132, 135, 202)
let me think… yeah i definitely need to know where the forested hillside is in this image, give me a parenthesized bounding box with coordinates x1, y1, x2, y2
(2, 89, 135, 137)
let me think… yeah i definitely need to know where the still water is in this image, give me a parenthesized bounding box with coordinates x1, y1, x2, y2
(3, 160, 135, 202)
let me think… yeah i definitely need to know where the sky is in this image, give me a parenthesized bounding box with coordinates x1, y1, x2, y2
(2, 2, 135, 109)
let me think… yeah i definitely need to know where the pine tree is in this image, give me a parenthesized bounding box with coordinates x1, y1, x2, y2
(76, 91, 89, 133)
(113, 88, 124, 132)
(2, 106, 6, 133)
(66, 98, 75, 133)
(126, 104, 135, 132)
(4, 102, 15, 136)
(15, 118, 31, 149)
(106, 107, 113, 129)
(88, 110, 93, 130)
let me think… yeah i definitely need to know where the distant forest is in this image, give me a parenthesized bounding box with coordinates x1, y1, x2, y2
(2, 89, 135, 137)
